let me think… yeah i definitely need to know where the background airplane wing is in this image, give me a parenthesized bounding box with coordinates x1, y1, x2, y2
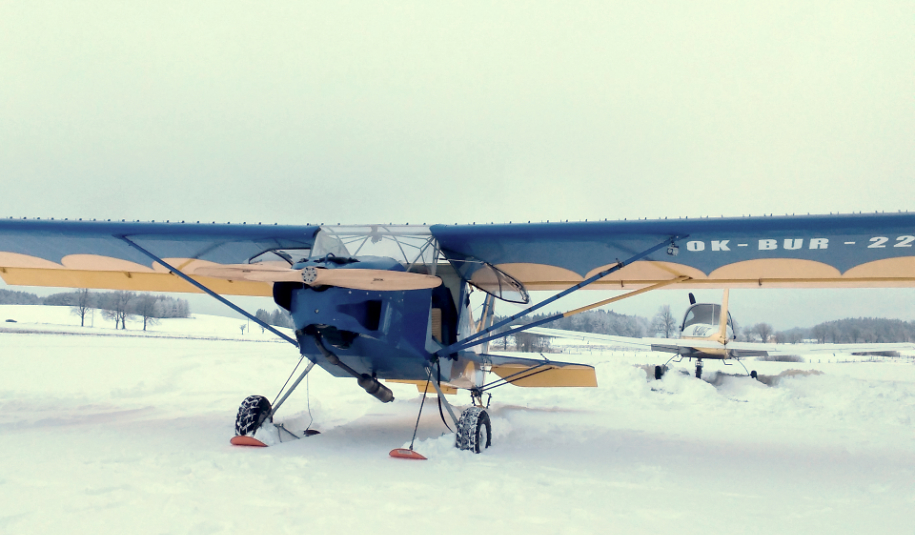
(0, 220, 319, 295)
(527, 326, 915, 358)
(430, 213, 915, 290)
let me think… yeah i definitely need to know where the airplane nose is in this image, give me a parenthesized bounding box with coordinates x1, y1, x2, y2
(302, 266, 319, 284)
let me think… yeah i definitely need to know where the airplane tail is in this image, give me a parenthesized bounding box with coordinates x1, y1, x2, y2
(716, 289, 730, 344)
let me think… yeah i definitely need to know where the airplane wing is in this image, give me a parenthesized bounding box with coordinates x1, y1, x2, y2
(3, 212, 914, 295)
(477, 353, 597, 387)
(526, 326, 915, 358)
(0, 219, 319, 295)
(430, 213, 915, 291)
(526, 326, 758, 355)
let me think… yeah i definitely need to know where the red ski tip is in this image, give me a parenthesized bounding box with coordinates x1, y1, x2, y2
(231, 436, 268, 447)
(389, 448, 427, 460)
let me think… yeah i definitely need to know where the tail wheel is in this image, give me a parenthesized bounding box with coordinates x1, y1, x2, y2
(235, 395, 273, 436)
(455, 406, 492, 453)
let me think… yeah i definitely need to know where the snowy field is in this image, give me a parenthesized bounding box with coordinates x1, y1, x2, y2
(2, 305, 915, 534)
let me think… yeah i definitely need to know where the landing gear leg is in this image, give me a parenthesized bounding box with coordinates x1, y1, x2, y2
(469, 388, 491, 408)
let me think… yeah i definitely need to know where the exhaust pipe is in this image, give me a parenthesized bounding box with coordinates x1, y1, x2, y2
(357, 374, 394, 403)
(313, 332, 394, 403)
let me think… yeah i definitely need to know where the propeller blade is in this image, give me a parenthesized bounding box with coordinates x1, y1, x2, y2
(190, 264, 441, 291)
(303, 267, 442, 291)
(191, 263, 301, 282)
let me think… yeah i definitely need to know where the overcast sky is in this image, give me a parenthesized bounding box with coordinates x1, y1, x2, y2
(1, 2, 913, 329)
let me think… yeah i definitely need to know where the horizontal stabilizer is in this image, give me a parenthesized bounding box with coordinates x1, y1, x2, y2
(650, 344, 689, 355)
(385, 379, 458, 395)
(728, 349, 769, 358)
(478, 354, 597, 388)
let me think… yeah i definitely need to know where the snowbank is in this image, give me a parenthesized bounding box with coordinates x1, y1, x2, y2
(1, 305, 914, 534)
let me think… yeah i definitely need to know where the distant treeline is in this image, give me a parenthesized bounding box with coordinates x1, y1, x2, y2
(0, 289, 44, 305)
(775, 318, 915, 344)
(530, 309, 650, 337)
(255, 308, 294, 329)
(0, 288, 190, 330)
(490, 309, 650, 351)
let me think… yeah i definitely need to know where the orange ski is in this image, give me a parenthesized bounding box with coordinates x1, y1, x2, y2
(389, 448, 427, 460)
(231, 436, 268, 447)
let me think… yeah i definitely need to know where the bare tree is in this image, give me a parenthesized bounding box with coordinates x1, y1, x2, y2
(101, 291, 135, 330)
(239, 324, 246, 335)
(133, 294, 161, 331)
(515, 332, 536, 352)
(652, 305, 677, 338)
(500, 332, 513, 350)
(70, 288, 94, 327)
(753, 322, 774, 343)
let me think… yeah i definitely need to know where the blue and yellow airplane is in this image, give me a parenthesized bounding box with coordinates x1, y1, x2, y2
(1, 213, 913, 455)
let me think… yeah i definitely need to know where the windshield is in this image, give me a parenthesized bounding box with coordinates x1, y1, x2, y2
(683, 304, 732, 330)
(445, 258, 529, 304)
(684, 304, 716, 328)
(309, 225, 440, 272)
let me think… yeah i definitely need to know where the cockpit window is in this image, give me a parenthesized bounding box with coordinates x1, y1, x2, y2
(682, 304, 734, 331)
(248, 248, 312, 266)
(311, 230, 350, 259)
(684, 304, 718, 329)
(444, 257, 529, 304)
(309, 225, 438, 271)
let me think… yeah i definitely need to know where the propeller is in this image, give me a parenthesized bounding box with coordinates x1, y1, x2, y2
(192, 263, 441, 291)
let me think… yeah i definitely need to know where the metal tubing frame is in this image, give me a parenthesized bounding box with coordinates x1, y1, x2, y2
(270, 361, 316, 417)
(119, 236, 300, 347)
(450, 278, 687, 353)
(427, 363, 460, 426)
(478, 363, 554, 392)
(438, 235, 687, 356)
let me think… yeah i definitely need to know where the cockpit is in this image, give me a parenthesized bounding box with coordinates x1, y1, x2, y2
(306, 225, 528, 303)
(288, 225, 530, 346)
(681, 303, 733, 332)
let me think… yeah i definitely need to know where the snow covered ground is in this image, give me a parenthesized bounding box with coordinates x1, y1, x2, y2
(2, 305, 915, 534)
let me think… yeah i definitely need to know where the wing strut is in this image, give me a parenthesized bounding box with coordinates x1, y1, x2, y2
(449, 276, 689, 354)
(119, 236, 299, 347)
(438, 235, 688, 356)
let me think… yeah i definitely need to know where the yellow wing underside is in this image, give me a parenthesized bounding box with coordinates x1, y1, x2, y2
(0, 253, 272, 296)
(3, 254, 915, 296)
(386, 363, 598, 393)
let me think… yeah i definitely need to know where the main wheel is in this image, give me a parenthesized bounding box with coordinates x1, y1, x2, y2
(695, 364, 703, 379)
(455, 406, 492, 453)
(654, 365, 664, 380)
(235, 395, 273, 436)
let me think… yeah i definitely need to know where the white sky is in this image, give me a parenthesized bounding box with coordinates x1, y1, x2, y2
(1, 2, 913, 330)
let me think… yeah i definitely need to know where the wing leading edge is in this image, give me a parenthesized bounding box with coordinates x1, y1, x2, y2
(431, 213, 915, 290)
(3, 213, 914, 296)
(0, 220, 320, 295)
